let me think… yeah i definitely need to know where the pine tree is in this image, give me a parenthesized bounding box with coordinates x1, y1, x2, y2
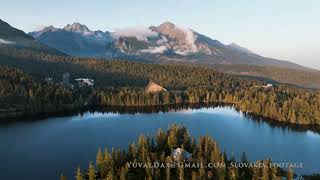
(287, 167, 294, 180)
(261, 160, 269, 180)
(105, 169, 114, 180)
(290, 109, 297, 123)
(182, 131, 191, 150)
(60, 173, 67, 180)
(271, 166, 277, 180)
(104, 148, 110, 164)
(28, 89, 34, 97)
(155, 166, 161, 178)
(76, 167, 83, 180)
(216, 168, 225, 180)
(240, 152, 248, 163)
(192, 171, 198, 180)
(128, 143, 137, 160)
(156, 129, 167, 151)
(96, 147, 104, 166)
(166, 156, 171, 180)
(138, 134, 148, 162)
(191, 138, 197, 153)
(178, 164, 184, 180)
(168, 129, 178, 149)
(120, 166, 127, 180)
(160, 151, 166, 163)
(252, 166, 260, 180)
(88, 161, 96, 180)
(216, 154, 226, 180)
(229, 152, 235, 163)
(101, 147, 110, 177)
(228, 167, 238, 180)
(208, 171, 214, 179)
(199, 161, 205, 179)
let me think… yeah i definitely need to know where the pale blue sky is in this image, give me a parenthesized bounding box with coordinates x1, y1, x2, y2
(1, 0, 319, 69)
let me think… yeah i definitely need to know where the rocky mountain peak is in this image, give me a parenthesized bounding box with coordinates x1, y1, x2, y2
(157, 22, 176, 29)
(63, 22, 90, 33)
(154, 22, 184, 38)
(29, 25, 59, 38)
(151, 22, 198, 55)
(43, 25, 58, 32)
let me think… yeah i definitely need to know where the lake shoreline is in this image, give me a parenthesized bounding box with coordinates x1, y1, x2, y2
(1, 105, 320, 179)
(1, 102, 320, 134)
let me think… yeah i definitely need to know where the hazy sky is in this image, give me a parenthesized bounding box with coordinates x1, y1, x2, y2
(1, 0, 319, 69)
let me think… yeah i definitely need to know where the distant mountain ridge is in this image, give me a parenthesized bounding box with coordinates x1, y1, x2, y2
(0, 19, 64, 55)
(0, 19, 33, 41)
(63, 22, 90, 33)
(29, 21, 310, 71)
(1, 19, 320, 88)
(28, 22, 113, 57)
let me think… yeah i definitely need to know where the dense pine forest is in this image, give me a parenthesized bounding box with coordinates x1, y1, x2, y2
(60, 125, 297, 180)
(211, 64, 320, 89)
(1, 47, 320, 126)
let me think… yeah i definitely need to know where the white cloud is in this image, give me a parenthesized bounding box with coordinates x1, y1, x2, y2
(175, 49, 196, 56)
(156, 35, 168, 45)
(140, 45, 167, 54)
(112, 27, 158, 41)
(176, 26, 198, 55)
(82, 31, 94, 35)
(183, 28, 198, 52)
(0, 39, 15, 45)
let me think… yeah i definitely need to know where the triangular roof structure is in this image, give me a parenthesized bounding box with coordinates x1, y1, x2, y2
(145, 81, 167, 93)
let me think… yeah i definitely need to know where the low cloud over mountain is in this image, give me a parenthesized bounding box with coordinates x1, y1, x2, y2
(29, 21, 309, 71)
(0, 38, 15, 44)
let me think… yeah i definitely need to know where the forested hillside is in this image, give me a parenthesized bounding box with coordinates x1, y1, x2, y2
(0, 66, 81, 118)
(212, 64, 320, 89)
(26, 20, 320, 89)
(1, 47, 320, 126)
(0, 19, 65, 55)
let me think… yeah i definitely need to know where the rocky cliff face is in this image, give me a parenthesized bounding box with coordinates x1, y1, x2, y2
(150, 22, 198, 55)
(63, 23, 90, 33)
(29, 22, 113, 57)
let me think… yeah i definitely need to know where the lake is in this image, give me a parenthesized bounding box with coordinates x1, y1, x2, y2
(0, 105, 319, 180)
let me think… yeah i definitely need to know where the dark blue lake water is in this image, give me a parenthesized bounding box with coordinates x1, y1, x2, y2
(0, 106, 319, 180)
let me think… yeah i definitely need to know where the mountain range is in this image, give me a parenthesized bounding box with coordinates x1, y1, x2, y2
(0, 19, 64, 55)
(29, 23, 112, 57)
(29, 22, 308, 70)
(1, 19, 320, 88)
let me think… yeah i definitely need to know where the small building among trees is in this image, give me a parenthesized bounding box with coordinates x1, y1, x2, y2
(145, 81, 167, 93)
(172, 148, 192, 161)
(265, 83, 273, 88)
(44, 77, 53, 84)
(75, 78, 94, 86)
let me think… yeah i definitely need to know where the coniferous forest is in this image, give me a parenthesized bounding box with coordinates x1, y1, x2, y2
(60, 125, 298, 180)
(1, 47, 320, 126)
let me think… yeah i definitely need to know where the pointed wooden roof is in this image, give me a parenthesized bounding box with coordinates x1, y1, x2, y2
(145, 81, 167, 93)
